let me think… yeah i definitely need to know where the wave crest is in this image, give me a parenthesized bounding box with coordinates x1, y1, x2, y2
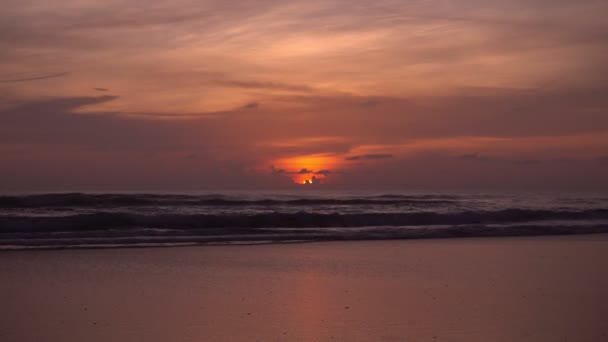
(2, 208, 608, 233)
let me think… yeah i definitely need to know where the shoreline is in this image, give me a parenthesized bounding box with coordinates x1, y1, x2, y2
(3, 227, 608, 252)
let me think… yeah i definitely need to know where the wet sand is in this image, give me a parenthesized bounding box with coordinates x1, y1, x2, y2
(1, 235, 607, 341)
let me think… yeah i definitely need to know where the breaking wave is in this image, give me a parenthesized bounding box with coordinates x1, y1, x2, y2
(2, 208, 608, 232)
(2, 192, 607, 250)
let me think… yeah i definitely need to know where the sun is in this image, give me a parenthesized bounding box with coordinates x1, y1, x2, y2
(271, 154, 340, 185)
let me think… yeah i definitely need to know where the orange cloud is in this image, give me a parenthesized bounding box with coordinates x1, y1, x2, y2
(271, 154, 341, 184)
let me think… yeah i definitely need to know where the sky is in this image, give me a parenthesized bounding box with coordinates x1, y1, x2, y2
(1, 0, 607, 191)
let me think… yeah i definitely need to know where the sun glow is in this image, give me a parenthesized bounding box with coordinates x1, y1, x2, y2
(272, 154, 340, 185)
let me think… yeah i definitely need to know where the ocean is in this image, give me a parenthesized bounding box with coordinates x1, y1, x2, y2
(1, 191, 608, 249)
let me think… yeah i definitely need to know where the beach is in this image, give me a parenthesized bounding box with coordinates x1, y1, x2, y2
(2, 235, 607, 341)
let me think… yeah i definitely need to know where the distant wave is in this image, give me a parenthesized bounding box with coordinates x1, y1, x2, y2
(0, 193, 459, 208)
(2, 209, 608, 233)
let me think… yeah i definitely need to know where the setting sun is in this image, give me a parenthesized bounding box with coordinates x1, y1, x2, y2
(271, 154, 340, 185)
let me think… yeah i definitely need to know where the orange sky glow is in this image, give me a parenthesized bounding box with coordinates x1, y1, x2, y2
(270, 154, 341, 184)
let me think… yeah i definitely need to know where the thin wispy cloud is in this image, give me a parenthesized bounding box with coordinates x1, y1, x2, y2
(346, 154, 394, 161)
(0, 72, 69, 83)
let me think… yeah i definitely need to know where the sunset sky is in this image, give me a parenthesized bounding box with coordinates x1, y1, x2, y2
(1, 0, 607, 191)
